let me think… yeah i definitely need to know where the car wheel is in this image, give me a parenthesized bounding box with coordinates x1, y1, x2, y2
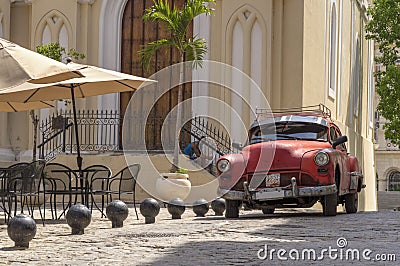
(225, 200, 240, 218)
(262, 208, 275, 214)
(322, 193, 337, 216)
(344, 192, 358, 214)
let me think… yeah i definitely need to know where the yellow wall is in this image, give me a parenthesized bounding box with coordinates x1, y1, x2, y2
(280, 0, 304, 108)
(10, 3, 30, 47)
(302, 0, 326, 106)
(0, 0, 10, 38)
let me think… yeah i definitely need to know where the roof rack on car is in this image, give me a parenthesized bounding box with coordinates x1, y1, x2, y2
(256, 104, 331, 120)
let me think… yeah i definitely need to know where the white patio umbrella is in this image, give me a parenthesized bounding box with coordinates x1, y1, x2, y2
(0, 62, 152, 102)
(0, 100, 54, 112)
(0, 61, 154, 173)
(0, 38, 83, 89)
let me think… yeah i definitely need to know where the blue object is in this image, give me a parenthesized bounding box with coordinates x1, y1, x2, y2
(183, 143, 196, 160)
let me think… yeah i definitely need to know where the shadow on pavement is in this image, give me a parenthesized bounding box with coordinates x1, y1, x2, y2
(194, 209, 347, 222)
(0, 246, 30, 251)
(145, 239, 333, 266)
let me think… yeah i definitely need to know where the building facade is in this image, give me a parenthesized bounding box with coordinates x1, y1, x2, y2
(373, 51, 400, 193)
(375, 115, 400, 192)
(0, 0, 377, 210)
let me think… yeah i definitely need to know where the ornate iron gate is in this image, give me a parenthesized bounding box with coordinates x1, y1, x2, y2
(38, 110, 121, 161)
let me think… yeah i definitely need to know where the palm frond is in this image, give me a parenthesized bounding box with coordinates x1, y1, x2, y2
(184, 36, 207, 68)
(141, 0, 215, 70)
(138, 39, 174, 70)
(143, 0, 179, 33)
(176, 0, 215, 38)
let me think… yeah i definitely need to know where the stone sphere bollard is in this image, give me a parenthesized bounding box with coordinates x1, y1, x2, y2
(139, 198, 160, 224)
(106, 200, 129, 228)
(7, 214, 37, 248)
(167, 198, 185, 219)
(211, 198, 226, 216)
(192, 198, 209, 217)
(66, 204, 92, 235)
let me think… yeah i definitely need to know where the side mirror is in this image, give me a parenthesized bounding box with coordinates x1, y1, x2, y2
(332, 135, 348, 149)
(232, 142, 243, 151)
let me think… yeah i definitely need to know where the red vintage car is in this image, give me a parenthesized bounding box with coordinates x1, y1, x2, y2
(217, 105, 364, 218)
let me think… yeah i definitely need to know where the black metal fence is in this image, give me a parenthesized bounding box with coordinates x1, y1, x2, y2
(38, 110, 239, 163)
(38, 110, 121, 161)
(180, 116, 240, 176)
(181, 116, 239, 156)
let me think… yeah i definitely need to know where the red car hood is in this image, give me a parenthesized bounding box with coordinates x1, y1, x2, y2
(242, 140, 331, 172)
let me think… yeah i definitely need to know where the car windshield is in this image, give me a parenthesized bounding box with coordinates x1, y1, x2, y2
(249, 122, 328, 144)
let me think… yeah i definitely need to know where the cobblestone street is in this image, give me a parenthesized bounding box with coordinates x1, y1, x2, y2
(1, 207, 399, 265)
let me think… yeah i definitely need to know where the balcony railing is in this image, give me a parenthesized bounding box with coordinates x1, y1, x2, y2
(38, 111, 238, 168)
(38, 110, 121, 161)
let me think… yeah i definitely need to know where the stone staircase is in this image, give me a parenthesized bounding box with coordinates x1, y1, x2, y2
(378, 191, 400, 210)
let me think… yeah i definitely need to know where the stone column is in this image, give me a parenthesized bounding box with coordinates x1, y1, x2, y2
(0, 113, 15, 161)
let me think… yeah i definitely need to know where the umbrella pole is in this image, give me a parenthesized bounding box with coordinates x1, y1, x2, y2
(70, 84, 86, 206)
(70, 84, 83, 174)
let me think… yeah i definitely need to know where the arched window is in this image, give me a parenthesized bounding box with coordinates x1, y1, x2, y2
(42, 25, 51, 44)
(368, 40, 374, 127)
(0, 12, 3, 38)
(59, 25, 68, 50)
(388, 171, 400, 191)
(35, 10, 72, 49)
(329, 1, 337, 98)
(226, 5, 268, 143)
(353, 36, 361, 116)
(250, 20, 262, 110)
(231, 19, 244, 142)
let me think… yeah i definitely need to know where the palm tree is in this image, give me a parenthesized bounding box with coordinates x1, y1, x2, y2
(139, 0, 215, 171)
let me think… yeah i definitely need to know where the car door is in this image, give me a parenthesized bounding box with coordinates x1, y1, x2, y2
(330, 125, 350, 194)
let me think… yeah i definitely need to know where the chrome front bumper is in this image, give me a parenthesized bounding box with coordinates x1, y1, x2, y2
(218, 183, 337, 201)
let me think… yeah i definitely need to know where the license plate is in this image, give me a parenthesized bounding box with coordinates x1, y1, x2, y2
(265, 173, 280, 187)
(256, 190, 285, 200)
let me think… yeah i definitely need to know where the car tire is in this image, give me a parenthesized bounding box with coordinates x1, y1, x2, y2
(225, 200, 240, 218)
(322, 193, 337, 216)
(262, 208, 275, 214)
(344, 192, 358, 214)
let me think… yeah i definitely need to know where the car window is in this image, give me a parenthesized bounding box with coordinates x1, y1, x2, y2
(249, 122, 328, 144)
(329, 125, 347, 151)
(335, 128, 347, 151)
(329, 127, 338, 143)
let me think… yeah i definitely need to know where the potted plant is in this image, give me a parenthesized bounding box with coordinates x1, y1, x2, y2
(156, 168, 191, 202)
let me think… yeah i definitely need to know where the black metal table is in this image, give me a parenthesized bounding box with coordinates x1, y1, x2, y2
(49, 167, 110, 217)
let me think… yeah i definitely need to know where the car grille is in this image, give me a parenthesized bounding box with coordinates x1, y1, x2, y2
(280, 173, 299, 187)
(245, 172, 320, 189)
(301, 173, 320, 186)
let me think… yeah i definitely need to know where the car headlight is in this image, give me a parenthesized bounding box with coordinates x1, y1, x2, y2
(217, 159, 231, 173)
(314, 151, 329, 166)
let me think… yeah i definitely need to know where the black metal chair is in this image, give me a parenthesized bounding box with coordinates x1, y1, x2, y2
(8, 160, 47, 225)
(0, 162, 30, 223)
(84, 165, 112, 217)
(108, 164, 141, 220)
(0, 168, 8, 222)
(43, 162, 81, 219)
